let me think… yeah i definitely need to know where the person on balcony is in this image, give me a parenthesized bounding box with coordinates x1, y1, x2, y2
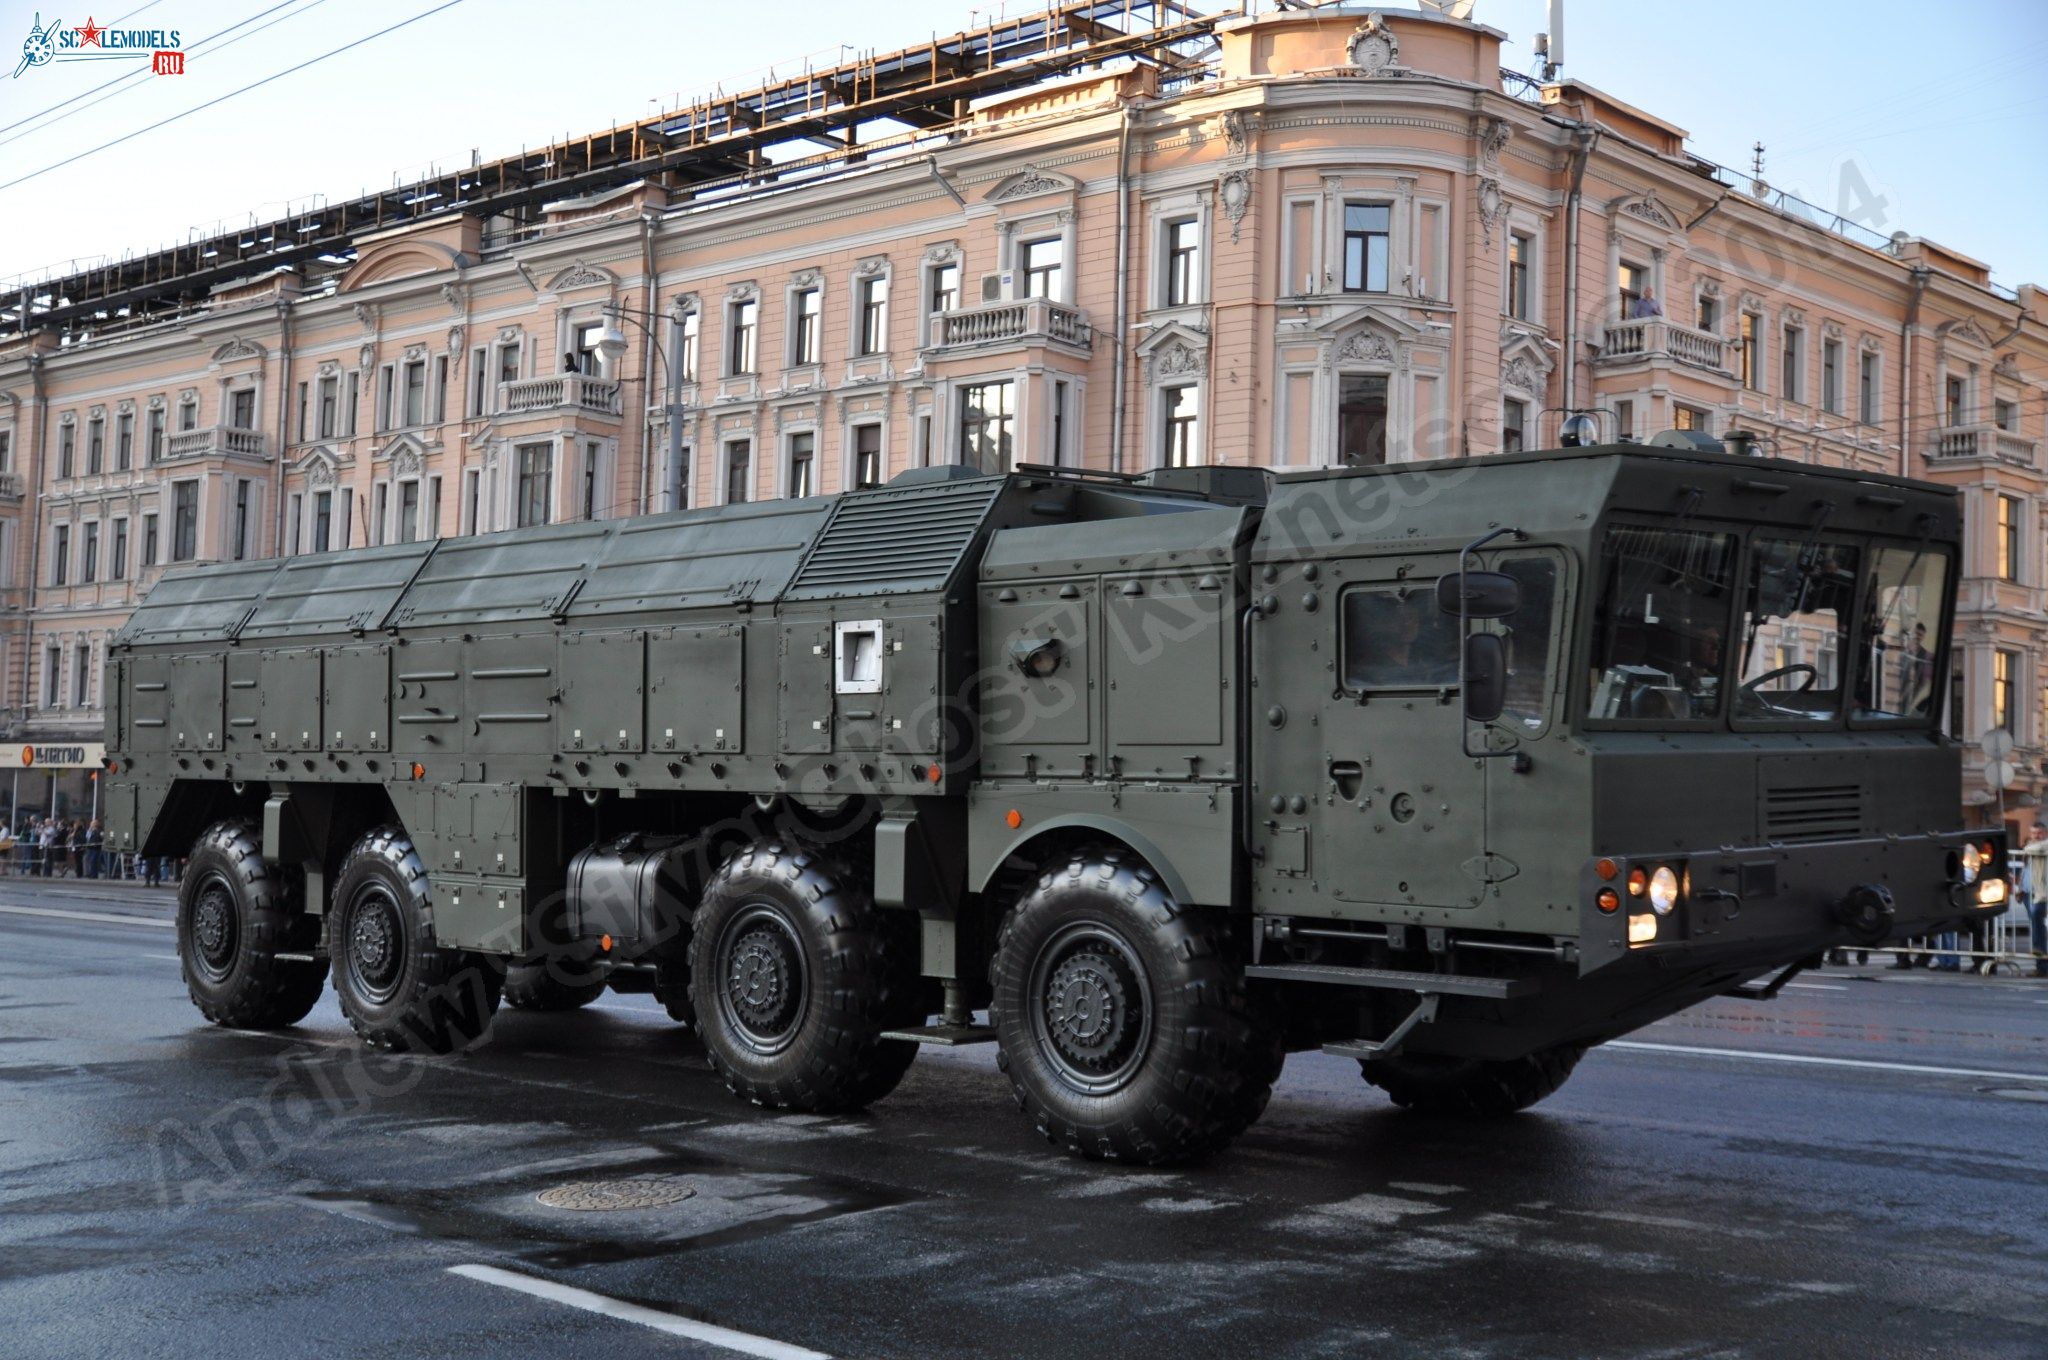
(1630, 288, 1663, 319)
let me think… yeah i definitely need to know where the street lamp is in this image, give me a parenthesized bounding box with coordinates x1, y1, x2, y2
(599, 301, 686, 513)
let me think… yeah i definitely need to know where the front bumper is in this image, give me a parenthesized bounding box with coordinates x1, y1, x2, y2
(1578, 828, 2005, 976)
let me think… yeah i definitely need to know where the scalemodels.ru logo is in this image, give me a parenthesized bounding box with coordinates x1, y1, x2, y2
(14, 12, 185, 78)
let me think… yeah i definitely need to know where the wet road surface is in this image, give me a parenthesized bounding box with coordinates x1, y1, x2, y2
(1, 881, 2044, 1359)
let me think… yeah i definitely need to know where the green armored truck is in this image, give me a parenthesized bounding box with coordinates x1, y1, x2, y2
(105, 438, 2006, 1163)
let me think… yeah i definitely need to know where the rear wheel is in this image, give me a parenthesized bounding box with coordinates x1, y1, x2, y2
(1361, 1042, 1586, 1116)
(503, 962, 608, 1012)
(990, 847, 1280, 1165)
(688, 840, 917, 1111)
(177, 820, 325, 1030)
(327, 825, 502, 1053)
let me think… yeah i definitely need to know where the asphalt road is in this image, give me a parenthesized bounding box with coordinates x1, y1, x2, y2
(2, 879, 2045, 1360)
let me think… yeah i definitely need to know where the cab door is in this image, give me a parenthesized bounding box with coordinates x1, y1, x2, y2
(1313, 554, 1488, 912)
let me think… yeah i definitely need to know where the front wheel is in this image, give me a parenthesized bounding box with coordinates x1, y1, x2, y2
(178, 820, 325, 1029)
(327, 826, 502, 1053)
(1361, 1042, 1587, 1116)
(990, 847, 1281, 1165)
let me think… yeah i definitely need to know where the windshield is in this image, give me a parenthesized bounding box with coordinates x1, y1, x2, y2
(1855, 546, 1948, 722)
(1734, 538, 1860, 722)
(1587, 527, 1738, 721)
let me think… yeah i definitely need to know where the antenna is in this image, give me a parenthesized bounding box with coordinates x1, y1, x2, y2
(1544, 0, 1565, 79)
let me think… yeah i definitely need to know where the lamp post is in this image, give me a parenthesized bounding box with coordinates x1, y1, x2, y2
(599, 300, 687, 513)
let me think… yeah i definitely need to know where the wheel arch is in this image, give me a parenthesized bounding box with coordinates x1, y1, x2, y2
(972, 815, 1198, 908)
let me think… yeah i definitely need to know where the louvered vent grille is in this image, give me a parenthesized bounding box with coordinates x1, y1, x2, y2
(1763, 783, 1866, 843)
(788, 479, 1002, 596)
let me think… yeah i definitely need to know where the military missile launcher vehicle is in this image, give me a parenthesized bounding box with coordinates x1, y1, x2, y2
(106, 439, 2005, 1163)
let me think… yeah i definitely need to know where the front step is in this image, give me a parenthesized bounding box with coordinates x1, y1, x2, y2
(1244, 962, 1534, 999)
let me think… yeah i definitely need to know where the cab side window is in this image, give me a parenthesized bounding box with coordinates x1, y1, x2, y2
(1341, 586, 1460, 690)
(1496, 555, 1560, 731)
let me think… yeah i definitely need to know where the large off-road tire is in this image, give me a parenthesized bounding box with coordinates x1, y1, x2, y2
(502, 963, 608, 1012)
(327, 825, 502, 1054)
(652, 961, 696, 1030)
(1361, 1042, 1587, 1116)
(688, 840, 918, 1112)
(990, 846, 1282, 1166)
(177, 820, 326, 1030)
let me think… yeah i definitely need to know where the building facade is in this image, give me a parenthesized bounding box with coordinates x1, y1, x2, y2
(1, 4, 2043, 826)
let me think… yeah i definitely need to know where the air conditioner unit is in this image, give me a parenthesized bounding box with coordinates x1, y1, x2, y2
(980, 270, 1018, 303)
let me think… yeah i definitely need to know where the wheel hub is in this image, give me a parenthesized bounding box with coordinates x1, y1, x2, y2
(1029, 923, 1154, 1095)
(190, 881, 238, 979)
(346, 891, 405, 1000)
(725, 925, 799, 1034)
(1044, 951, 1135, 1069)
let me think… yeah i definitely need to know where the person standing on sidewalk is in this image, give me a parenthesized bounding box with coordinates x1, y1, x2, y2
(2022, 823, 2048, 980)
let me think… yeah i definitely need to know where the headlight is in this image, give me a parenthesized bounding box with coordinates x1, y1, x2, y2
(1979, 878, 2008, 907)
(1648, 865, 1679, 916)
(1628, 913, 1658, 945)
(1959, 842, 1982, 884)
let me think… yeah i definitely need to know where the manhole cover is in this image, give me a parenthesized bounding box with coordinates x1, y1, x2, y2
(536, 1178, 697, 1211)
(1976, 1086, 2048, 1104)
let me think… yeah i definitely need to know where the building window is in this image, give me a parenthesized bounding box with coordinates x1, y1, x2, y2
(853, 424, 883, 488)
(147, 406, 165, 462)
(111, 519, 128, 580)
(516, 443, 553, 527)
(1049, 381, 1069, 466)
(1673, 404, 1711, 433)
(51, 524, 69, 586)
(230, 388, 256, 429)
(1505, 231, 1532, 320)
(665, 448, 690, 512)
(58, 422, 74, 479)
(87, 416, 104, 475)
(398, 480, 421, 543)
(81, 522, 99, 582)
(1161, 384, 1199, 467)
(678, 310, 699, 383)
(724, 439, 752, 505)
(928, 261, 960, 316)
(171, 481, 199, 561)
(1945, 374, 1967, 427)
(116, 411, 134, 471)
(1995, 398, 2017, 432)
(179, 397, 198, 432)
(1502, 398, 1528, 453)
(1859, 352, 1880, 424)
(857, 275, 889, 356)
(728, 299, 759, 376)
(74, 644, 91, 708)
(1696, 291, 1720, 333)
(1740, 312, 1763, 391)
(790, 287, 821, 366)
(402, 360, 426, 427)
(1613, 399, 1634, 441)
(1343, 204, 1391, 293)
(1781, 324, 1803, 403)
(580, 442, 601, 521)
(1821, 339, 1843, 414)
(142, 513, 159, 566)
(1021, 238, 1063, 301)
(787, 432, 815, 498)
(1618, 261, 1649, 317)
(498, 340, 523, 391)
(42, 646, 59, 709)
(312, 491, 333, 552)
(1994, 650, 2018, 734)
(375, 485, 390, 547)
(233, 479, 254, 560)
(1337, 374, 1389, 466)
(958, 381, 1015, 472)
(1999, 494, 2021, 582)
(570, 320, 605, 378)
(1163, 218, 1200, 307)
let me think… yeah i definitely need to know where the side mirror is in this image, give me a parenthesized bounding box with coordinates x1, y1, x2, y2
(1436, 570, 1521, 620)
(1463, 632, 1507, 724)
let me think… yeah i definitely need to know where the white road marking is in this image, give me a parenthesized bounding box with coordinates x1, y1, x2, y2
(0, 903, 174, 930)
(1609, 1040, 2048, 1085)
(448, 1264, 832, 1359)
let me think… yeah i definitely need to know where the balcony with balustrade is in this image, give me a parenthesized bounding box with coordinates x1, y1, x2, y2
(1927, 422, 2039, 470)
(498, 372, 624, 420)
(1594, 317, 1730, 375)
(162, 424, 266, 463)
(927, 297, 1093, 356)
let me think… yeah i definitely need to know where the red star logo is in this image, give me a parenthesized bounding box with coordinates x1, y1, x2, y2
(76, 17, 103, 47)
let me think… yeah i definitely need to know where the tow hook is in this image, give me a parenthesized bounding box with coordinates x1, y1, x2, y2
(1832, 884, 1894, 944)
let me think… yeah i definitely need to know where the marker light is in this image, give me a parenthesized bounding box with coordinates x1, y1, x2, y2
(1648, 866, 1680, 916)
(1627, 867, 1647, 898)
(1959, 842, 1982, 884)
(1979, 878, 2008, 907)
(1596, 888, 1620, 914)
(1628, 913, 1659, 945)
(1594, 858, 1619, 882)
